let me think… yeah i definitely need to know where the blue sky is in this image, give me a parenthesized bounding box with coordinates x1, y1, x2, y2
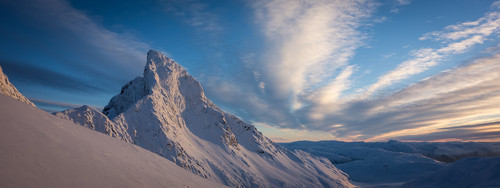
(1, 0, 500, 142)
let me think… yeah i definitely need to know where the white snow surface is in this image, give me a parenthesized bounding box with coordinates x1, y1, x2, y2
(282, 140, 500, 184)
(403, 156, 500, 188)
(56, 50, 353, 188)
(0, 94, 226, 188)
(0, 66, 35, 106)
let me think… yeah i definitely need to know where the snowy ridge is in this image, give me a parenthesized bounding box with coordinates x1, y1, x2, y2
(56, 50, 353, 187)
(53, 105, 131, 140)
(0, 94, 225, 188)
(0, 66, 35, 107)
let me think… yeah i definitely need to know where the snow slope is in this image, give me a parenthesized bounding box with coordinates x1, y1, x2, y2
(56, 50, 353, 188)
(403, 157, 500, 188)
(0, 94, 226, 188)
(0, 66, 35, 106)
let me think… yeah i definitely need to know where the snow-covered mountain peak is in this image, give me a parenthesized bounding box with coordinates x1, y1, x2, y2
(146, 49, 176, 67)
(60, 50, 353, 187)
(144, 49, 189, 85)
(0, 66, 35, 107)
(103, 49, 207, 119)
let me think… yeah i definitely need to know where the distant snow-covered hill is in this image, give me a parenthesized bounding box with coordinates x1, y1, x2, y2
(281, 140, 500, 184)
(0, 94, 226, 188)
(55, 50, 353, 188)
(403, 156, 500, 188)
(282, 140, 500, 163)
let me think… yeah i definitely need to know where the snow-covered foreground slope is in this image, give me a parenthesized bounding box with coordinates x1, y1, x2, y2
(56, 50, 353, 188)
(282, 140, 500, 184)
(0, 66, 35, 106)
(403, 157, 500, 188)
(0, 94, 226, 188)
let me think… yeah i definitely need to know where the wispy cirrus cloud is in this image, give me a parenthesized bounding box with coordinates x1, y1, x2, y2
(279, 2, 500, 142)
(363, 10, 500, 97)
(199, 0, 377, 131)
(390, 0, 411, 13)
(302, 51, 500, 141)
(0, 0, 152, 108)
(209, 1, 500, 143)
(253, 0, 374, 110)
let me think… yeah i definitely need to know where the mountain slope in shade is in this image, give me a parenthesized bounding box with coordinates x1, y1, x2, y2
(0, 94, 226, 188)
(403, 157, 500, 188)
(56, 50, 353, 187)
(0, 66, 35, 106)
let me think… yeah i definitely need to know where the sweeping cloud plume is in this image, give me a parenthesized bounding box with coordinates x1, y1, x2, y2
(302, 52, 500, 141)
(293, 5, 500, 141)
(234, 0, 500, 141)
(365, 11, 500, 97)
(254, 0, 373, 109)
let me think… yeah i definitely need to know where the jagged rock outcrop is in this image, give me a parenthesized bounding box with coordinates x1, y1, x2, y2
(0, 66, 35, 107)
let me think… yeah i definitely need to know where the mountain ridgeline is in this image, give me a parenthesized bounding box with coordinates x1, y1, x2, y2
(54, 50, 353, 187)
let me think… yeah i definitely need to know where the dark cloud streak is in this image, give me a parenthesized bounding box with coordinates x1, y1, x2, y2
(441, 121, 500, 130)
(393, 129, 500, 142)
(0, 60, 111, 93)
(29, 98, 81, 109)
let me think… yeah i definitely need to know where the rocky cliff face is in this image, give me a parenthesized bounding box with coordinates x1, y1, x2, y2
(0, 66, 35, 107)
(56, 50, 353, 188)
